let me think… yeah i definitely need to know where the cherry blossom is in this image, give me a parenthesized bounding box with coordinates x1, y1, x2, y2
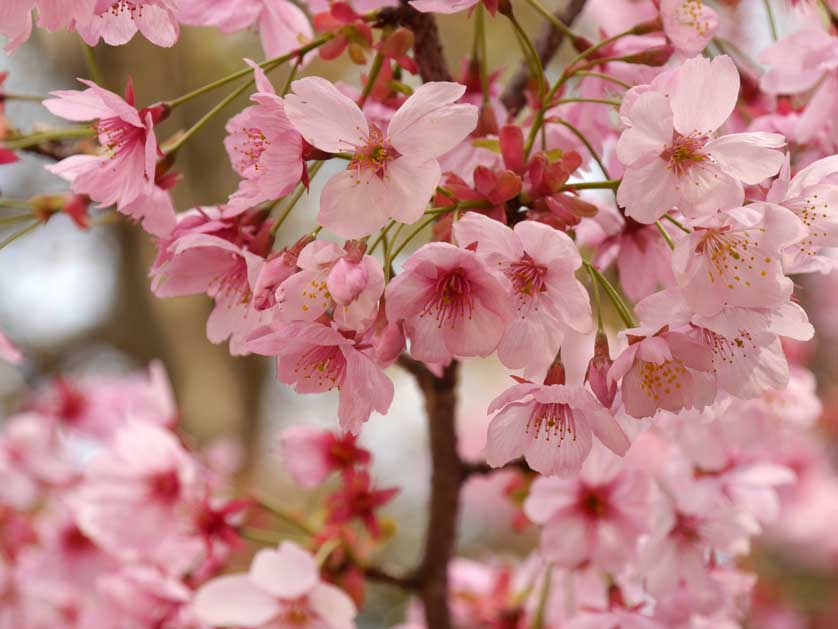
(485, 378, 630, 477)
(247, 320, 394, 433)
(453, 212, 592, 377)
(385, 242, 512, 364)
(284, 78, 478, 237)
(77, 0, 181, 48)
(194, 541, 357, 629)
(616, 55, 785, 222)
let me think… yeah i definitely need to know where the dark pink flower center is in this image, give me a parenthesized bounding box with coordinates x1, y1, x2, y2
(578, 485, 611, 519)
(421, 269, 475, 327)
(350, 125, 400, 179)
(96, 115, 144, 158)
(148, 469, 181, 504)
(294, 345, 346, 389)
(660, 132, 708, 176)
(526, 402, 578, 443)
(505, 254, 547, 316)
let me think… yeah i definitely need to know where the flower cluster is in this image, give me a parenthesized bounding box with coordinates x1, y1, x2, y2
(2, 0, 838, 626)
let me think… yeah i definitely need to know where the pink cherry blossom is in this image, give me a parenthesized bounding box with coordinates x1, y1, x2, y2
(671, 203, 807, 317)
(151, 218, 273, 355)
(409, 0, 481, 14)
(179, 0, 313, 59)
(1, 0, 98, 52)
(44, 80, 161, 213)
(766, 154, 838, 273)
(608, 329, 715, 419)
(76, 0, 181, 48)
(247, 320, 394, 433)
(284, 78, 478, 237)
(277, 240, 384, 332)
(71, 420, 204, 570)
(278, 425, 370, 488)
(453, 212, 592, 377)
(223, 63, 304, 214)
(485, 381, 630, 476)
(616, 55, 786, 222)
(524, 446, 650, 570)
(194, 541, 357, 629)
(385, 242, 512, 364)
(0, 328, 22, 364)
(759, 28, 838, 96)
(660, 0, 719, 56)
(634, 288, 814, 401)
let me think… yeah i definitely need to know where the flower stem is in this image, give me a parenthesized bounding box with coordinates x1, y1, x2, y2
(3, 126, 95, 150)
(763, 0, 778, 40)
(552, 97, 621, 107)
(571, 71, 632, 89)
(163, 78, 254, 156)
(163, 33, 334, 110)
(560, 179, 620, 191)
(663, 213, 691, 233)
(0, 220, 40, 250)
(508, 12, 546, 105)
(551, 118, 610, 179)
(359, 52, 385, 107)
(0, 92, 47, 102)
(655, 220, 675, 250)
(270, 161, 324, 236)
(523, 0, 582, 43)
(81, 41, 104, 86)
(583, 261, 636, 328)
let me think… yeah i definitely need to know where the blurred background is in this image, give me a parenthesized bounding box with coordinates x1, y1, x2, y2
(1, 1, 838, 626)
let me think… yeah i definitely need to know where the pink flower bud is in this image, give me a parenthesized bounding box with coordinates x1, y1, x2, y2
(586, 332, 616, 409)
(327, 258, 369, 306)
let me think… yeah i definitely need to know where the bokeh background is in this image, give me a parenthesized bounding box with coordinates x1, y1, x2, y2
(1, 1, 837, 626)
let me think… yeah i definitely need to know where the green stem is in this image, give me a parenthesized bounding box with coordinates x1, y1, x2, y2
(252, 492, 316, 536)
(583, 261, 636, 328)
(763, 0, 778, 40)
(571, 71, 632, 89)
(0, 92, 47, 102)
(530, 564, 554, 629)
(163, 33, 334, 110)
(553, 97, 621, 107)
(270, 161, 324, 235)
(475, 4, 491, 109)
(281, 56, 304, 96)
(655, 220, 675, 250)
(560, 179, 620, 191)
(523, 0, 582, 42)
(359, 52, 385, 106)
(4, 126, 95, 150)
(551, 119, 610, 179)
(508, 12, 546, 106)
(0, 198, 34, 210)
(0, 221, 40, 250)
(369, 219, 396, 254)
(164, 78, 254, 156)
(240, 526, 285, 544)
(586, 264, 604, 332)
(663, 214, 691, 233)
(0, 213, 34, 226)
(81, 41, 104, 86)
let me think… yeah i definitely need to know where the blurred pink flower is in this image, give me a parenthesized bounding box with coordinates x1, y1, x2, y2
(194, 541, 356, 628)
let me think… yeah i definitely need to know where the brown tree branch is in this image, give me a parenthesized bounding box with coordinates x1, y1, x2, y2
(395, 355, 464, 628)
(500, 0, 589, 116)
(377, 0, 453, 82)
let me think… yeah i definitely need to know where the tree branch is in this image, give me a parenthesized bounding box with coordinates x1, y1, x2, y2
(377, 0, 453, 82)
(501, 0, 589, 116)
(398, 356, 463, 629)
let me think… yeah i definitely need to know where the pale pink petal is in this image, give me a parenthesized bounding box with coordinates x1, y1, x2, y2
(258, 0, 314, 59)
(485, 402, 532, 468)
(339, 346, 393, 433)
(278, 426, 333, 488)
(616, 91, 674, 166)
(409, 0, 479, 12)
(453, 211, 522, 261)
(523, 476, 576, 523)
(539, 513, 591, 567)
(388, 81, 478, 159)
(250, 542, 318, 599)
(0, 330, 22, 364)
(135, 4, 179, 47)
(284, 77, 368, 153)
(193, 574, 279, 626)
(661, 0, 719, 56)
(524, 419, 592, 476)
(308, 583, 357, 629)
(378, 156, 441, 225)
(277, 269, 331, 322)
(617, 158, 681, 224)
(705, 132, 785, 185)
(671, 55, 739, 135)
(318, 169, 393, 238)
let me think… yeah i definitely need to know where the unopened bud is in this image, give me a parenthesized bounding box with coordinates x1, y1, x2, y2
(543, 358, 566, 386)
(619, 44, 675, 67)
(327, 257, 369, 305)
(629, 17, 663, 36)
(585, 332, 616, 408)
